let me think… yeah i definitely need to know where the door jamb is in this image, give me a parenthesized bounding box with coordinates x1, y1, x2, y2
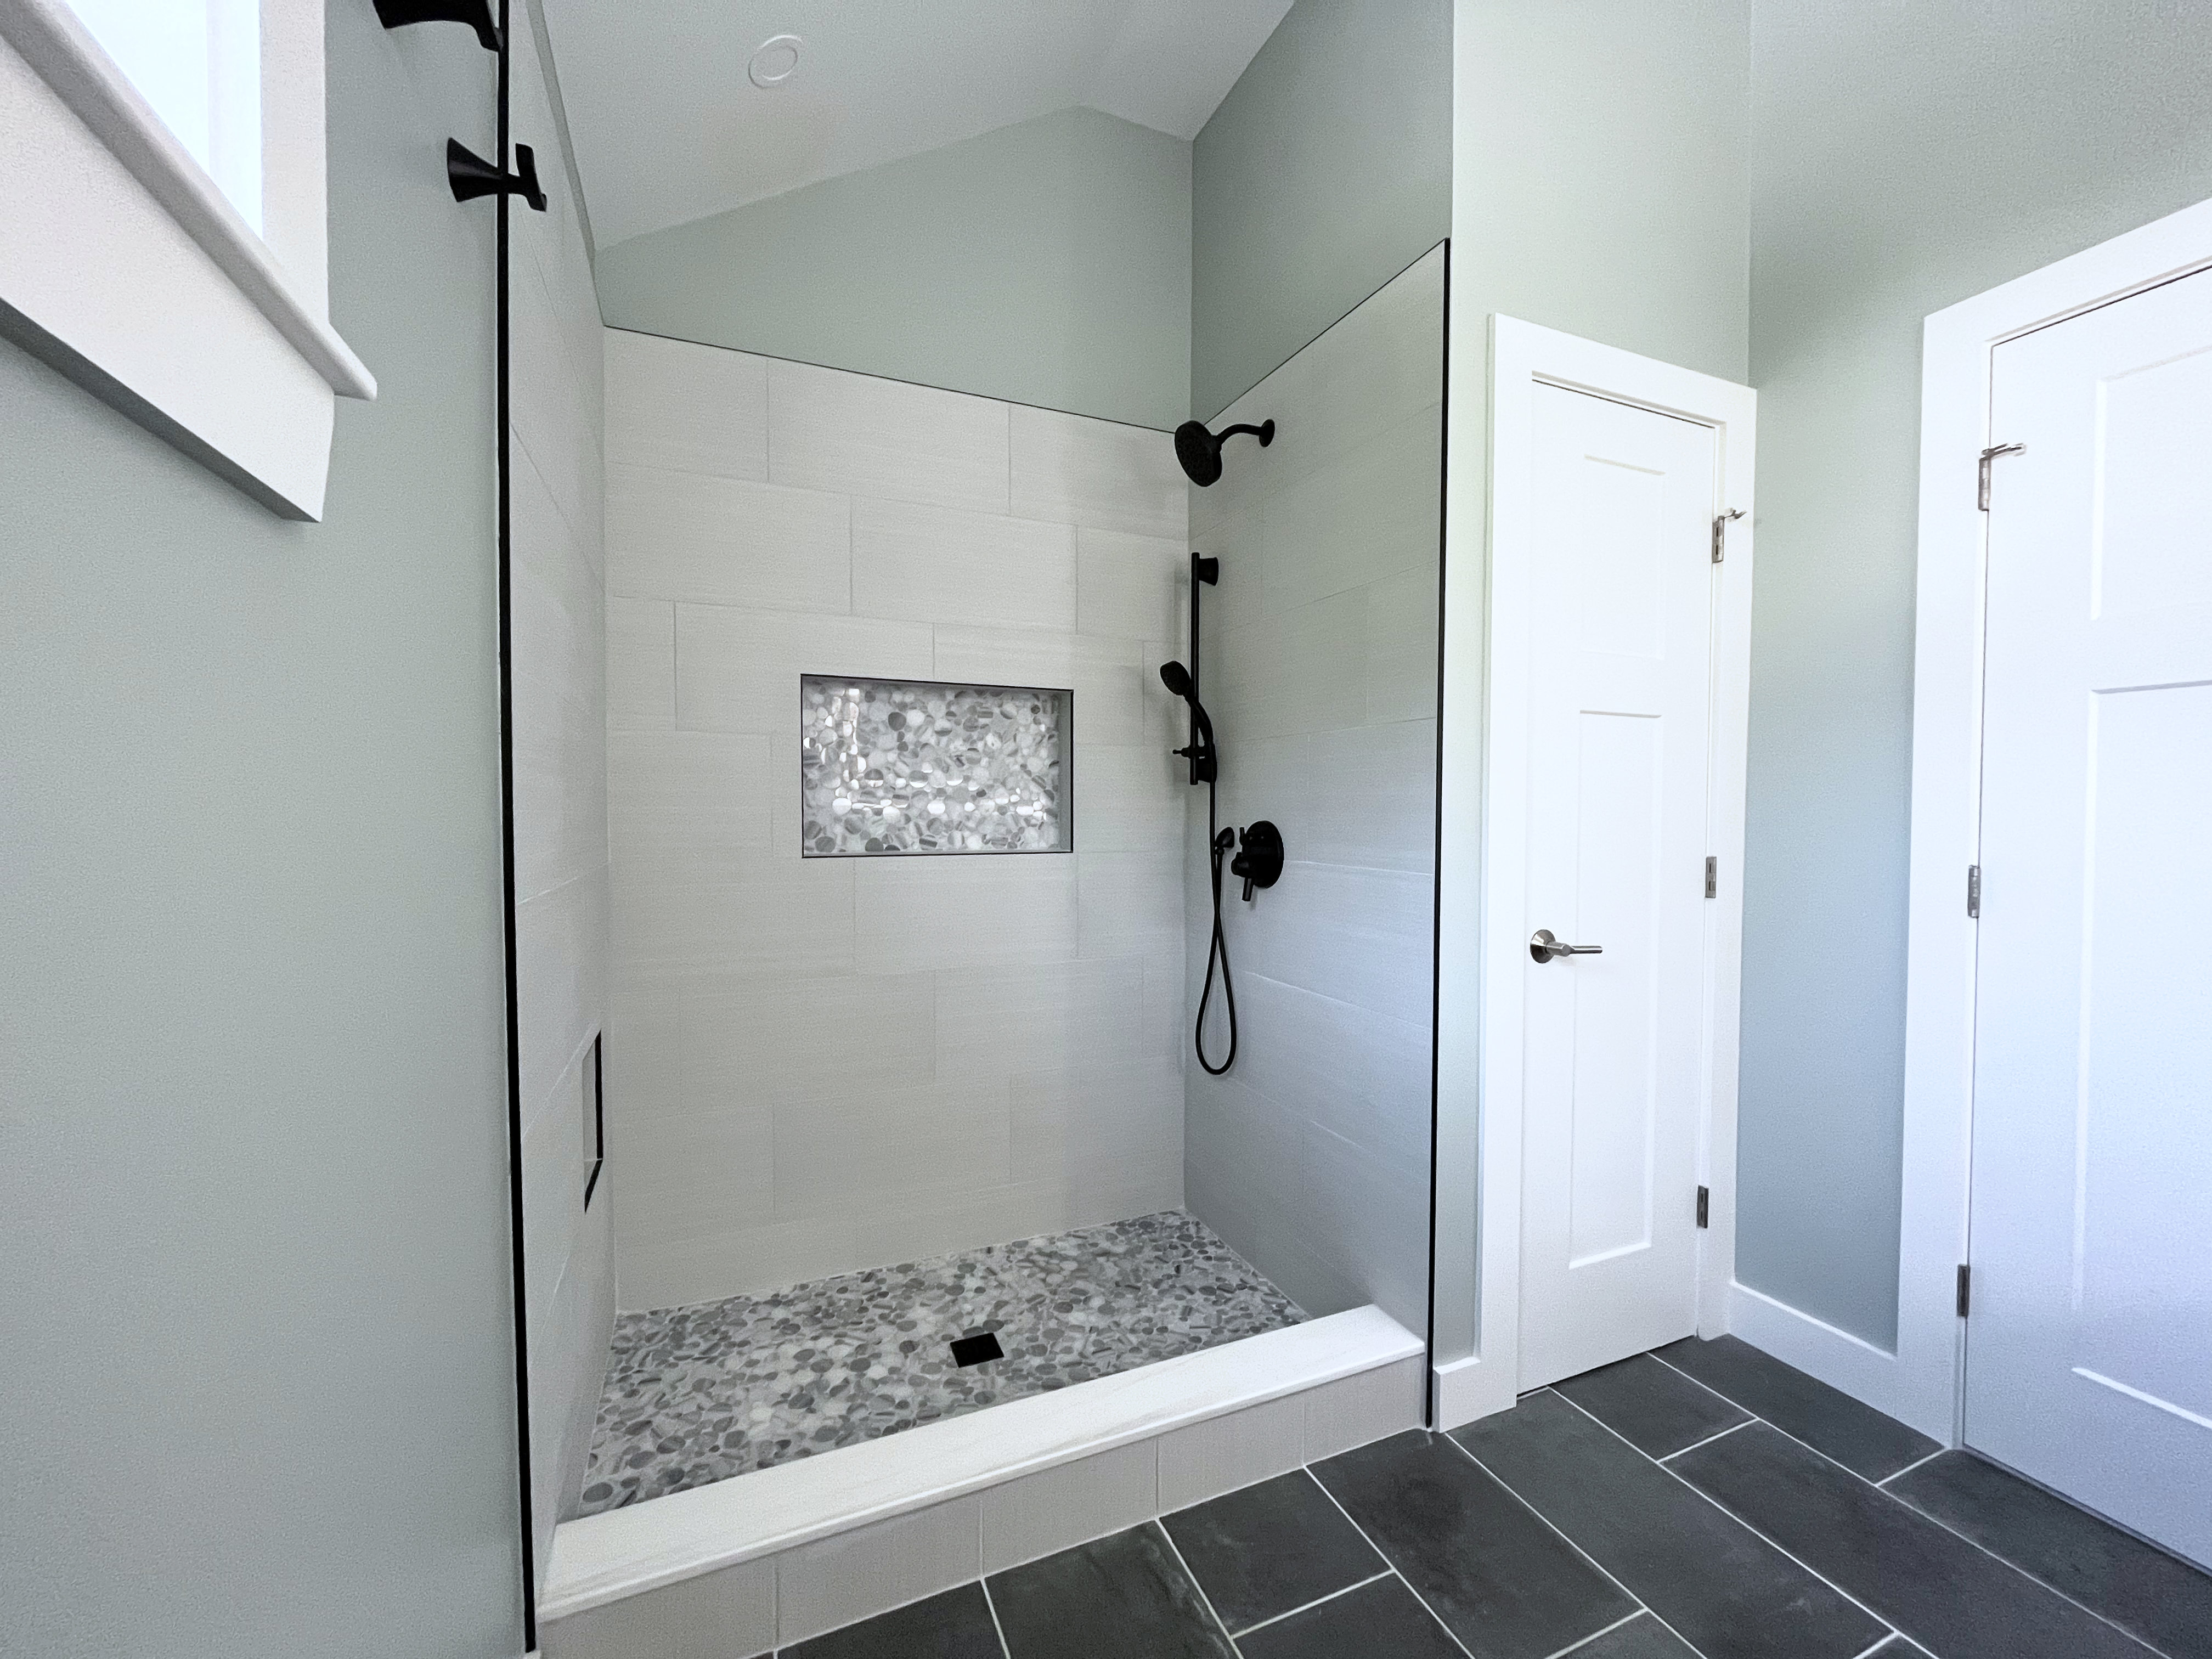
(1885, 195, 2212, 1444)
(1433, 315, 1757, 1430)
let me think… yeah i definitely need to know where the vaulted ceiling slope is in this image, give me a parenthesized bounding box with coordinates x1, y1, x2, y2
(540, 0, 1294, 250)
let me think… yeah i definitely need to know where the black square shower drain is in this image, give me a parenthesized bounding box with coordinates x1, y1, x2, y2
(949, 1330, 1004, 1367)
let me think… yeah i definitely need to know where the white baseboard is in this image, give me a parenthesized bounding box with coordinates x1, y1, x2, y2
(1431, 1352, 1514, 1432)
(1725, 1280, 1953, 1443)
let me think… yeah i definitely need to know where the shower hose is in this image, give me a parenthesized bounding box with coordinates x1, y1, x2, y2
(1197, 782, 1238, 1075)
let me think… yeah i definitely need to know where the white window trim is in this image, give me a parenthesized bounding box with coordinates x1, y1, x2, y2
(1880, 193, 2212, 1446)
(0, 0, 374, 519)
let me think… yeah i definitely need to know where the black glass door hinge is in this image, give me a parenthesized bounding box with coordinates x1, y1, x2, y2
(1957, 1263, 1972, 1318)
(448, 139, 548, 212)
(1696, 1186, 1710, 1228)
(374, 0, 499, 52)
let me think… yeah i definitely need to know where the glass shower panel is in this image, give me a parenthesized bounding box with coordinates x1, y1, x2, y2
(1180, 244, 1448, 1341)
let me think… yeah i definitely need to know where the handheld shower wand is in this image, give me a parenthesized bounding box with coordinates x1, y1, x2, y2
(1158, 660, 1216, 783)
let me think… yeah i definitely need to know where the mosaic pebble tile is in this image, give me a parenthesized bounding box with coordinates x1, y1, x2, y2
(576, 1212, 1304, 1514)
(800, 675, 1071, 856)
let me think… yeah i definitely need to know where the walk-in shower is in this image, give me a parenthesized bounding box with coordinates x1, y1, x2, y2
(572, 246, 1447, 1538)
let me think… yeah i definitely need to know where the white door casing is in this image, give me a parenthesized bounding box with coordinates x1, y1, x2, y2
(1517, 387, 1718, 1389)
(1965, 267, 2212, 1566)
(1431, 317, 1754, 1429)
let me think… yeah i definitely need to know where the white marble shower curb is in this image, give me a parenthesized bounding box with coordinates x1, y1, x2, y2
(540, 1305, 1424, 1645)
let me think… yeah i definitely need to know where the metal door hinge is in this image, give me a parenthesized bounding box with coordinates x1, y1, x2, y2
(1697, 1186, 1710, 1228)
(1956, 1263, 1972, 1318)
(1712, 508, 1744, 563)
(1705, 856, 1718, 900)
(1968, 864, 1981, 918)
(1978, 443, 2024, 511)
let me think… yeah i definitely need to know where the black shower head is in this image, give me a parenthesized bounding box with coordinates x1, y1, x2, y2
(1159, 661, 1194, 698)
(1158, 659, 1217, 782)
(1173, 417, 1276, 487)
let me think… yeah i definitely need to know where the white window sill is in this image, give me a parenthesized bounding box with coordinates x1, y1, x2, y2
(0, 0, 374, 520)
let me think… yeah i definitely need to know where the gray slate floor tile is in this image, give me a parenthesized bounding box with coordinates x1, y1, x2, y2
(1235, 1575, 1465, 1659)
(1312, 1430, 1635, 1659)
(1453, 1391, 1886, 1659)
(1553, 1353, 1753, 1459)
(1160, 1470, 1385, 1634)
(988, 1522, 1236, 1659)
(1674, 1423, 2157, 1659)
(1652, 1335, 1938, 1481)
(1567, 1613, 1702, 1658)
(1884, 1450, 2212, 1659)
(780, 1583, 1002, 1659)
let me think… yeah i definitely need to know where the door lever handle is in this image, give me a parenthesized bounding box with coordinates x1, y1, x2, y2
(1530, 929, 1602, 963)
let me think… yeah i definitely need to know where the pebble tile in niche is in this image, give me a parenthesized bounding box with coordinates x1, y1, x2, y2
(575, 1211, 1304, 1515)
(799, 674, 1071, 856)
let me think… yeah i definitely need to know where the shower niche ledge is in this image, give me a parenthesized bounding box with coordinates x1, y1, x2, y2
(538, 1306, 1424, 1658)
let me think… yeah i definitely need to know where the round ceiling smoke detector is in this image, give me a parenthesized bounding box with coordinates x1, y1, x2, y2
(748, 33, 802, 88)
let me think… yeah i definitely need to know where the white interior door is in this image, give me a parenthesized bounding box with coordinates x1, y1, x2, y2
(1518, 385, 1718, 1390)
(1968, 267, 2212, 1567)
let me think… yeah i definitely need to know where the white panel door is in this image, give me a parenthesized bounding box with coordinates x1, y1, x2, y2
(1519, 385, 1717, 1389)
(1969, 267, 2212, 1566)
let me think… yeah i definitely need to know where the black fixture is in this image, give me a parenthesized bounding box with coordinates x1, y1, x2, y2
(950, 1331, 1005, 1368)
(373, 0, 499, 51)
(1158, 659, 1216, 783)
(1173, 417, 1275, 487)
(1230, 821, 1284, 902)
(1160, 558, 1285, 1077)
(582, 1032, 604, 1210)
(448, 138, 548, 212)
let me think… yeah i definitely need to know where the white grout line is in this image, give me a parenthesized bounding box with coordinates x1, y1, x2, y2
(1438, 1431, 1703, 1659)
(1540, 1607, 1646, 1659)
(1225, 1569, 1395, 1640)
(1639, 1371, 2169, 1654)
(1152, 1518, 1242, 1653)
(978, 1575, 1014, 1659)
(1541, 1387, 1900, 1647)
(1874, 1447, 1948, 1488)
(1660, 1419, 1757, 1463)
(1301, 1463, 1482, 1659)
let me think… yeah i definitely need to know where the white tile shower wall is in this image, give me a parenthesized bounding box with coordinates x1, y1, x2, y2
(1182, 247, 1446, 1336)
(512, 4, 616, 1592)
(603, 331, 1189, 1309)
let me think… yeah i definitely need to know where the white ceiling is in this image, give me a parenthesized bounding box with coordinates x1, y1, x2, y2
(538, 0, 1294, 250)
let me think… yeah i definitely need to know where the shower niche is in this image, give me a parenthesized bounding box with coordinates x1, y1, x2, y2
(798, 674, 1073, 856)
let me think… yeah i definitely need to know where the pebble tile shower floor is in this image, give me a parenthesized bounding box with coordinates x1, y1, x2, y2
(578, 1211, 1305, 1514)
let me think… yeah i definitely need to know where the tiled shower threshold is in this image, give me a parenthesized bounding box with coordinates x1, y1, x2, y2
(579, 1211, 1307, 1514)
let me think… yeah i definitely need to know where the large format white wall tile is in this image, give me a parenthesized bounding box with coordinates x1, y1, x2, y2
(769, 358, 1009, 512)
(980, 1441, 1159, 1573)
(674, 605, 934, 737)
(608, 597, 676, 730)
(1011, 405, 1186, 540)
(1156, 1395, 1305, 1514)
(611, 857, 855, 980)
(1228, 974, 1432, 1185)
(851, 499, 1074, 630)
(775, 1495, 983, 1647)
(1224, 862, 1433, 1021)
(608, 334, 1187, 1308)
(1226, 721, 1438, 876)
(605, 329, 768, 481)
(680, 970, 935, 1109)
(1076, 526, 1185, 645)
(608, 730, 775, 863)
(854, 854, 1077, 974)
(935, 957, 1144, 1077)
(1010, 1058, 1183, 1187)
(542, 1551, 775, 1659)
(1259, 402, 1443, 619)
(608, 463, 850, 612)
(772, 1079, 1012, 1221)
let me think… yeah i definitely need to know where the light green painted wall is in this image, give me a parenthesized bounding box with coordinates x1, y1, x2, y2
(1190, 0, 1452, 420)
(595, 107, 1192, 431)
(1432, 0, 1752, 1363)
(1739, 0, 2212, 1348)
(0, 8, 524, 1655)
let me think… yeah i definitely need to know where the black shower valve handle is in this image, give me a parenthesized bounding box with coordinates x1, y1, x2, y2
(1230, 820, 1285, 902)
